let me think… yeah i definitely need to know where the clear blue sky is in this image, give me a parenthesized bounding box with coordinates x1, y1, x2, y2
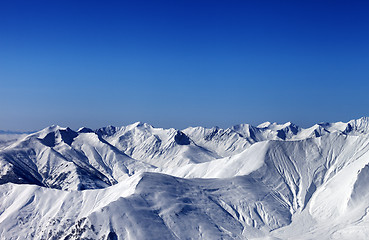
(1, 0, 368, 131)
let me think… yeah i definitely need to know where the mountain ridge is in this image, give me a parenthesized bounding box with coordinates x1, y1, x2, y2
(1, 117, 369, 239)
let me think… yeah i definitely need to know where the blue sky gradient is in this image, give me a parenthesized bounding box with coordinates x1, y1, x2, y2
(1, 1, 369, 131)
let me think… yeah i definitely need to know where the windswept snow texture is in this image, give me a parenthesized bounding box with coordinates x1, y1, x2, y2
(2, 118, 369, 239)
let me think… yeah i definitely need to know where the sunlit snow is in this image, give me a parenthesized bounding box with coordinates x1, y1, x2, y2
(1, 117, 369, 239)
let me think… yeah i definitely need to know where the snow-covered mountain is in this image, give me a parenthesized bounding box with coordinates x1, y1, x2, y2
(0, 125, 154, 190)
(1, 117, 369, 239)
(97, 122, 219, 169)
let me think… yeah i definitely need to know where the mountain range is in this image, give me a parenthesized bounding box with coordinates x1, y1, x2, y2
(1, 117, 369, 239)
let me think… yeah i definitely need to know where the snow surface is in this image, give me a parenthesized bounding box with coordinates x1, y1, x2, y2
(1, 118, 369, 239)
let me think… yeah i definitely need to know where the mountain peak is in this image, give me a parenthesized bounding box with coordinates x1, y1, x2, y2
(77, 127, 94, 133)
(133, 121, 153, 128)
(174, 130, 191, 145)
(38, 127, 78, 147)
(96, 125, 118, 136)
(257, 121, 272, 128)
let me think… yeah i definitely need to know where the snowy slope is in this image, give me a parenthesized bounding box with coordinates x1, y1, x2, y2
(0, 172, 292, 240)
(1, 117, 369, 239)
(0, 125, 154, 190)
(98, 122, 219, 169)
